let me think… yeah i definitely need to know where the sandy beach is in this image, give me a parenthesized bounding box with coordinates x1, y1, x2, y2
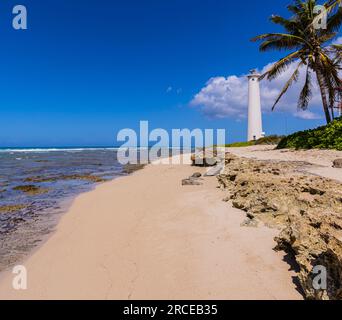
(1, 0, 342, 305)
(227, 146, 342, 182)
(0, 152, 303, 300)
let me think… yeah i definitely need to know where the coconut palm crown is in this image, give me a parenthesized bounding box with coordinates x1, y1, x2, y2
(252, 0, 342, 123)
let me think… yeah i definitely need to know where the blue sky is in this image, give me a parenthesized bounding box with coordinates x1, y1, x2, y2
(0, 0, 336, 147)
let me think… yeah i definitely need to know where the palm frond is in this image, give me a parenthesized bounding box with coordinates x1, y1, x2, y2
(261, 50, 302, 81)
(325, 0, 342, 14)
(288, 1, 304, 15)
(251, 33, 306, 43)
(270, 15, 299, 33)
(318, 32, 337, 43)
(298, 66, 312, 110)
(252, 0, 342, 124)
(320, 52, 341, 88)
(272, 61, 303, 111)
(327, 6, 342, 32)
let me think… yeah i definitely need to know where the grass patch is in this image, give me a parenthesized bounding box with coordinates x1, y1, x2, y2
(225, 135, 284, 148)
(255, 135, 284, 145)
(225, 141, 255, 148)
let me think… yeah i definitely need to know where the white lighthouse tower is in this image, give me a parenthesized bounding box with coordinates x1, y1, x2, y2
(247, 69, 264, 141)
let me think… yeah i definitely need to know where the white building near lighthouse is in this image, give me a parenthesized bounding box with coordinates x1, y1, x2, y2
(247, 69, 264, 141)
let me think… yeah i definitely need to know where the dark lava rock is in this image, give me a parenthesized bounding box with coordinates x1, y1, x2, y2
(182, 177, 203, 186)
(333, 159, 342, 168)
(191, 172, 202, 178)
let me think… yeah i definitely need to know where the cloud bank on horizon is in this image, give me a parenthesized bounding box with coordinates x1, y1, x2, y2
(190, 37, 342, 121)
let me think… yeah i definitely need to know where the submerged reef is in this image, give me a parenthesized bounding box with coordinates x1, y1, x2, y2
(122, 164, 146, 174)
(13, 185, 49, 195)
(0, 204, 27, 214)
(24, 174, 107, 183)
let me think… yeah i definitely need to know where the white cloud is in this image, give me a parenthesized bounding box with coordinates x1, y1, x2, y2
(190, 36, 342, 120)
(334, 36, 342, 45)
(190, 62, 324, 120)
(294, 110, 322, 120)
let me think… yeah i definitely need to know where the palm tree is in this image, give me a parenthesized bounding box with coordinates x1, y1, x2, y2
(252, 0, 342, 123)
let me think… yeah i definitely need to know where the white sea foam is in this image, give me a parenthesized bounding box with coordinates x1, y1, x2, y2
(0, 147, 181, 153)
(0, 148, 120, 153)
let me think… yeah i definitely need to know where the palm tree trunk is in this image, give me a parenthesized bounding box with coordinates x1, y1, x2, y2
(331, 104, 335, 120)
(315, 67, 332, 124)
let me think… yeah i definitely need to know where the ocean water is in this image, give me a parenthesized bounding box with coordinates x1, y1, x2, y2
(0, 148, 127, 271)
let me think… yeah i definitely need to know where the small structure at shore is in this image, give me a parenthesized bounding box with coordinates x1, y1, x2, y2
(247, 69, 264, 141)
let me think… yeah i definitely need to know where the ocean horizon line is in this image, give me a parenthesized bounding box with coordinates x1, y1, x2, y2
(0, 146, 191, 153)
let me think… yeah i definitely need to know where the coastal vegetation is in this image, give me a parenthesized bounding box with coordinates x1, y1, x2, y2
(225, 135, 284, 147)
(277, 116, 342, 150)
(225, 141, 256, 148)
(255, 135, 285, 145)
(252, 0, 342, 124)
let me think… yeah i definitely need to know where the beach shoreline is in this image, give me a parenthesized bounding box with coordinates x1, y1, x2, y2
(0, 151, 303, 300)
(0, 148, 132, 272)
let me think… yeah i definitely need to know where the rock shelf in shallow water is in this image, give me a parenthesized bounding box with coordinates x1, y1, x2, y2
(0, 205, 27, 214)
(13, 185, 49, 195)
(24, 174, 107, 183)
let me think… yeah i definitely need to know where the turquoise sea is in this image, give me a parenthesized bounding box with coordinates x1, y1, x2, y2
(0, 147, 126, 271)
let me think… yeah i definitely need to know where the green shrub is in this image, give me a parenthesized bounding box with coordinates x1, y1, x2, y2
(277, 117, 342, 150)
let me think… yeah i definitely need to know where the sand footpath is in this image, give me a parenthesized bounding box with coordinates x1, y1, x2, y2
(0, 153, 302, 300)
(227, 145, 342, 182)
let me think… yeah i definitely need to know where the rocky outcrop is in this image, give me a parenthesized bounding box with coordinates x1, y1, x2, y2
(218, 153, 342, 300)
(0, 205, 27, 214)
(123, 164, 146, 174)
(182, 176, 203, 186)
(25, 174, 107, 183)
(191, 172, 202, 178)
(191, 149, 218, 167)
(333, 159, 342, 168)
(204, 162, 225, 177)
